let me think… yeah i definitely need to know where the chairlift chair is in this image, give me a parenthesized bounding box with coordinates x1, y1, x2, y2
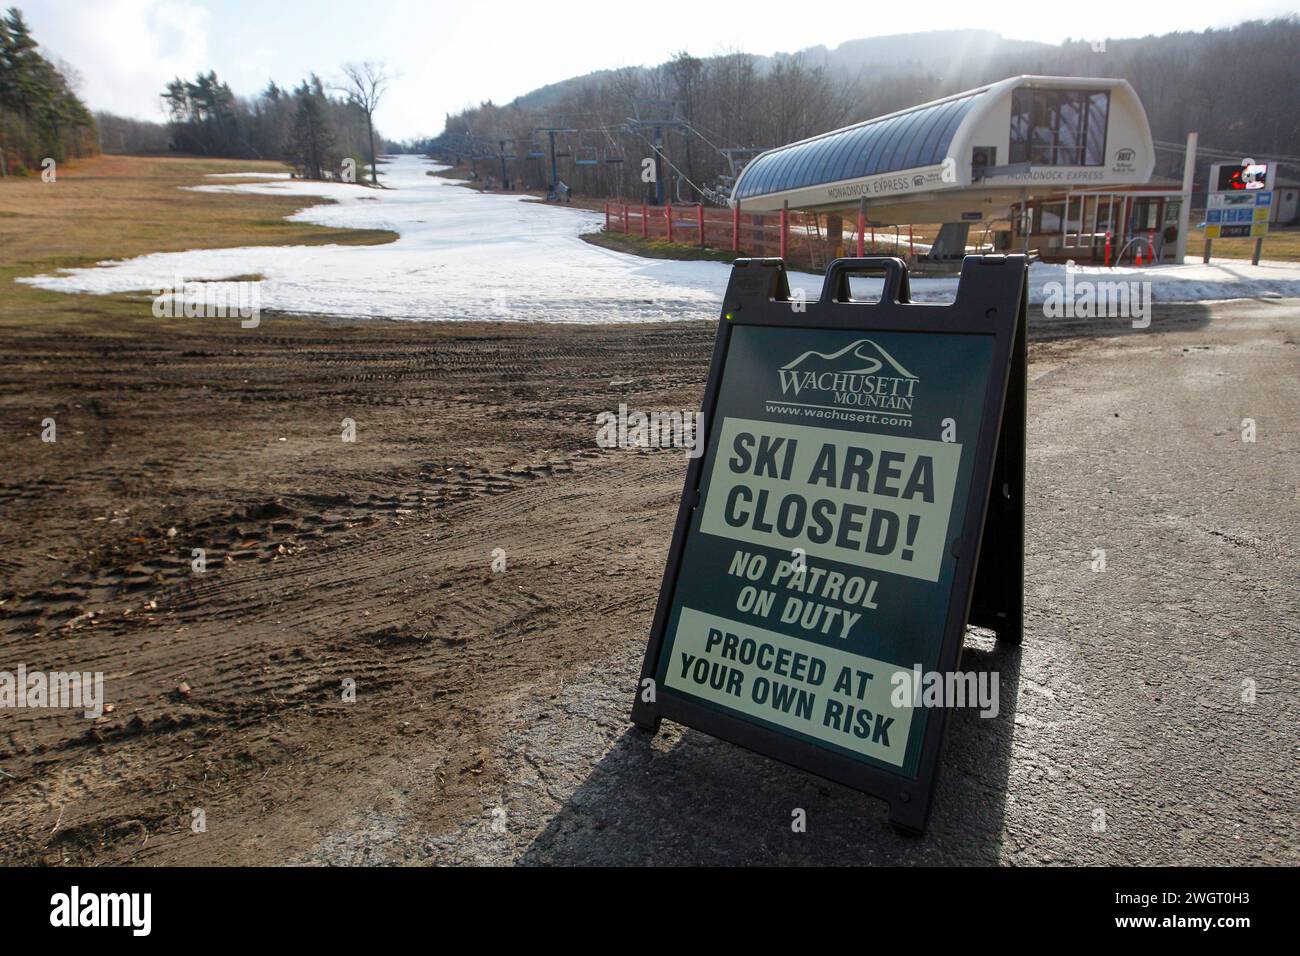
(575, 132, 599, 166)
(604, 144, 625, 164)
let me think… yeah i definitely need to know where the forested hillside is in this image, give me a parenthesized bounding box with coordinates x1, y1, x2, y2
(433, 19, 1300, 201)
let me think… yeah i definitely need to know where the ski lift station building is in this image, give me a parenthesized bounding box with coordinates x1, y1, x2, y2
(731, 75, 1173, 262)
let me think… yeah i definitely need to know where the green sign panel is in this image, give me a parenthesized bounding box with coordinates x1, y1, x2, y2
(633, 256, 1027, 833)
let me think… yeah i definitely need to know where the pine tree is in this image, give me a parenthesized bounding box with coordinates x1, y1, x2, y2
(287, 77, 334, 180)
(0, 7, 97, 174)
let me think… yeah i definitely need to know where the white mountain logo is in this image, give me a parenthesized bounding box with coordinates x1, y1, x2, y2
(778, 339, 917, 399)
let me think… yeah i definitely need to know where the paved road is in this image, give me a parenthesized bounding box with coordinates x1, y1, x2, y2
(303, 298, 1298, 866)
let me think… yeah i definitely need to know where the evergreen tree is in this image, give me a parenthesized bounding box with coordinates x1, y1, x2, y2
(287, 76, 334, 180)
(0, 7, 98, 175)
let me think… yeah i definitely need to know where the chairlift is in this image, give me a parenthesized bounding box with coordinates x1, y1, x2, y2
(556, 138, 572, 159)
(525, 139, 545, 159)
(575, 132, 599, 166)
(604, 143, 625, 164)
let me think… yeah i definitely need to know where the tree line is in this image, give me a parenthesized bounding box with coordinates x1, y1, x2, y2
(0, 6, 97, 176)
(0, 4, 391, 183)
(159, 63, 389, 183)
(430, 18, 1300, 204)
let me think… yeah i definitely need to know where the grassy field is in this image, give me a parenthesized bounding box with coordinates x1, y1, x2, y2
(1187, 223, 1300, 262)
(0, 154, 398, 331)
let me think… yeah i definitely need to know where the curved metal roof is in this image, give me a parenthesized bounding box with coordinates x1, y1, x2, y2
(734, 90, 987, 202)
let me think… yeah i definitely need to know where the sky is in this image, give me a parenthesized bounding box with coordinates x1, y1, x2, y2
(21, 0, 1300, 141)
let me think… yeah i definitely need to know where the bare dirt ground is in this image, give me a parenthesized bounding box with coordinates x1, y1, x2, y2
(1, 300, 1297, 865)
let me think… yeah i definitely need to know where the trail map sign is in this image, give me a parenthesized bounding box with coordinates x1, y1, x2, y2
(632, 255, 1027, 833)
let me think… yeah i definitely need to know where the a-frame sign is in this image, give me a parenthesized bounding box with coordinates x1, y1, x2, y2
(632, 254, 1027, 834)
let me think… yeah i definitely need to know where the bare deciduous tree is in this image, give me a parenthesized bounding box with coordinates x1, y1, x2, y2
(338, 61, 390, 185)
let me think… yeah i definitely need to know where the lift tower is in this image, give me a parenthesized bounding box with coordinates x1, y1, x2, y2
(534, 127, 577, 194)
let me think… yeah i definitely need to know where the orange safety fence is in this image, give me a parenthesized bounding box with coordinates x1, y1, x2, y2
(602, 202, 918, 271)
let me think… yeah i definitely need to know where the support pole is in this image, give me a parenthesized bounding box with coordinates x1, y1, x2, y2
(666, 204, 673, 244)
(1021, 189, 1030, 253)
(856, 198, 866, 257)
(1202, 239, 1212, 264)
(641, 204, 648, 239)
(825, 213, 842, 255)
(1175, 132, 1197, 266)
(698, 203, 705, 249)
(548, 131, 559, 194)
(1252, 237, 1263, 266)
(653, 126, 664, 207)
(604, 202, 610, 230)
(779, 202, 788, 260)
(622, 203, 628, 234)
(732, 203, 740, 252)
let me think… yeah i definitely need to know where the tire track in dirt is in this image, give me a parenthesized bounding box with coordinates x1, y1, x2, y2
(0, 313, 709, 863)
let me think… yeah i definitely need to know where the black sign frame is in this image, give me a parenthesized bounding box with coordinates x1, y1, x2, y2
(631, 254, 1027, 834)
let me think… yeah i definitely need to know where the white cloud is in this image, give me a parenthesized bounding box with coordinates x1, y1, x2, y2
(31, 0, 210, 120)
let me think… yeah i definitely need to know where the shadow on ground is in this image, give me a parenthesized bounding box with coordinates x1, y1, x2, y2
(520, 635, 1022, 865)
(1029, 301, 1213, 341)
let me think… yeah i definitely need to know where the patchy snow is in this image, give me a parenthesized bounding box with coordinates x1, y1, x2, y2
(18, 154, 1300, 321)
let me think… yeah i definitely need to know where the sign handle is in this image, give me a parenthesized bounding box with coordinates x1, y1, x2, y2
(820, 256, 911, 305)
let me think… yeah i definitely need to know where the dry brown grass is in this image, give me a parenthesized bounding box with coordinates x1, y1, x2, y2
(1187, 223, 1300, 262)
(0, 154, 398, 329)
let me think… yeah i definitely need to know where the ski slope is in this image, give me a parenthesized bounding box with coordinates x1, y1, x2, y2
(19, 154, 1300, 321)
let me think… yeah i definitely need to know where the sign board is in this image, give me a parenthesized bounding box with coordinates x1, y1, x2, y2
(1210, 161, 1274, 192)
(1204, 222, 1268, 239)
(1204, 190, 1272, 238)
(632, 255, 1027, 833)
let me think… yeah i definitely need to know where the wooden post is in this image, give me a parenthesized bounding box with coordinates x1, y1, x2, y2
(666, 205, 673, 244)
(1252, 237, 1263, 266)
(1202, 239, 1212, 264)
(641, 204, 648, 239)
(732, 203, 740, 253)
(604, 202, 610, 230)
(622, 203, 629, 234)
(698, 203, 705, 249)
(780, 202, 788, 260)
